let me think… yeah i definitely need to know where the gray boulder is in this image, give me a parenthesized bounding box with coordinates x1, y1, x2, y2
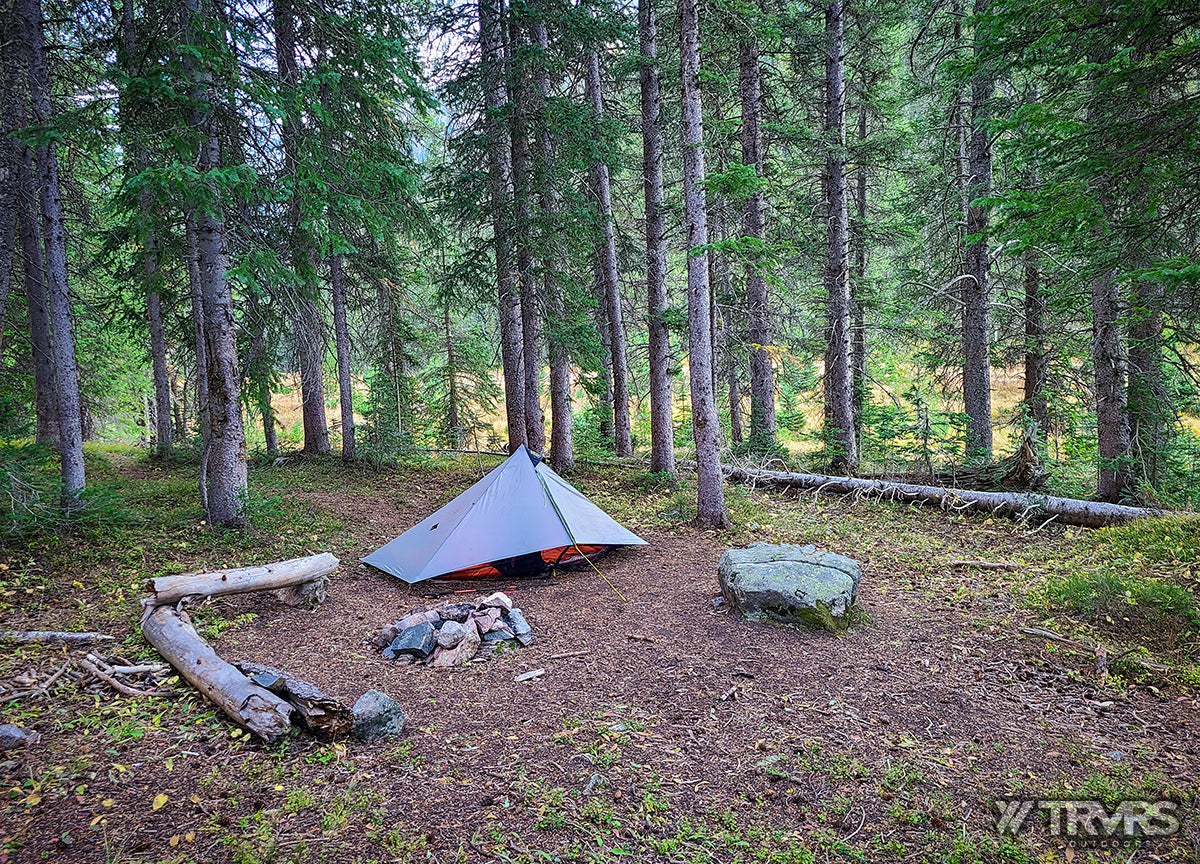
(718, 543, 861, 630)
(0, 724, 40, 751)
(384, 622, 435, 659)
(351, 690, 405, 742)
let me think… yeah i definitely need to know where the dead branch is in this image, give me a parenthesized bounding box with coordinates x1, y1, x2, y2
(1, 630, 114, 646)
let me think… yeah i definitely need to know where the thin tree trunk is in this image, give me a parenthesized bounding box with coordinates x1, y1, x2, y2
(1127, 277, 1165, 488)
(0, 48, 18, 351)
(328, 252, 354, 461)
(532, 15, 573, 472)
(481, 0, 525, 453)
(184, 0, 248, 527)
(585, 49, 632, 458)
(1022, 249, 1048, 431)
(16, 170, 58, 448)
(728, 361, 744, 444)
(275, 0, 329, 456)
(595, 274, 615, 447)
(740, 20, 775, 450)
(640, 0, 673, 476)
(148, 289, 173, 457)
(962, 0, 994, 461)
(510, 17, 544, 455)
(823, 0, 858, 474)
(1092, 269, 1132, 502)
(680, 0, 728, 528)
(19, 0, 85, 509)
(185, 212, 210, 447)
(444, 303, 461, 447)
(851, 95, 867, 437)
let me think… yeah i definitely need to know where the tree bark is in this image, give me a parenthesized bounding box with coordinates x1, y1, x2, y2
(1022, 249, 1048, 431)
(510, 17, 545, 455)
(185, 212, 210, 446)
(1127, 277, 1165, 488)
(0, 47, 18, 351)
(15, 154, 58, 448)
(719, 464, 1159, 529)
(740, 19, 775, 451)
(330, 253, 355, 461)
(851, 95, 868, 436)
(142, 606, 294, 741)
(444, 303, 461, 447)
(640, 0, 673, 476)
(585, 49, 632, 458)
(148, 289, 173, 458)
(823, 0, 858, 474)
(184, 0, 248, 527)
(275, 0, 329, 456)
(532, 15, 573, 472)
(1092, 269, 1133, 502)
(680, 0, 728, 528)
(18, 0, 85, 509)
(962, 0, 994, 461)
(481, 0, 525, 453)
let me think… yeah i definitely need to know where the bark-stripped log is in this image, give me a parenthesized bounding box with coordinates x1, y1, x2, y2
(144, 553, 338, 606)
(142, 606, 294, 741)
(233, 661, 353, 736)
(1, 630, 114, 645)
(721, 466, 1159, 528)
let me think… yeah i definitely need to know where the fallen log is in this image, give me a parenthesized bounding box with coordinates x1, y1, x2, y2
(1, 630, 114, 646)
(141, 606, 294, 741)
(233, 662, 353, 736)
(144, 553, 338, 607)
(721, 466, 1161, 528)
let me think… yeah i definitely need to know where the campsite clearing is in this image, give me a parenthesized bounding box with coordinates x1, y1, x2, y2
(0, 450, 1197, 862)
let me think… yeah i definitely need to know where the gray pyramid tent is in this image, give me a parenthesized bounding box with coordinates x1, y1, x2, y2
(363, 446, 646, 584)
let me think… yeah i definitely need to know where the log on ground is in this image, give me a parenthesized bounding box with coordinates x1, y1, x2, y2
(1, 630, 115, 645)
(141, 606, 294, 741)
(721, 466, 1160, 528)
(144, 553, 338, 607)
(233, 661, 353, 736)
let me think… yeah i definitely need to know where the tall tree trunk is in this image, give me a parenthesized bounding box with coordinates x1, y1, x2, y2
(532, 15, 573, 471)
(728, 361, 744, 444)
(275, 0, 329, 455)
(1092, 270, 1132, 502)
(329, 253, 355, 461)
(1022, 249, 1048, 432)
(822, 0, 858, 474)
(184, 0, 248, 526)
(185, 211, 210, 447)
(740, 18, 775, 451)
(16, 167, 58, 447)
(147, 289, 173, 458)
(962, 0, 994, 461)
(1127, 277, 1165, 488)
(680, 0, 728, 528)
(510, 18, 544, 455)
(18, 0, 85, 509)
(444, 303, 461, 447)
(0, 47, 18, 352)
(595, 276, 615, 447)
(851, 95, 868, 437)
(640, 0, 673, 476)
(480, 0, 525, 453)
(585, 49, 632, 458)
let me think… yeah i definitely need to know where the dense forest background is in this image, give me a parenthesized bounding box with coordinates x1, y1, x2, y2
(1, 0, 1198, 530)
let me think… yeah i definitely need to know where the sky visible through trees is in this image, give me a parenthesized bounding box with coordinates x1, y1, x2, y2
(1, 0, 1198, 528)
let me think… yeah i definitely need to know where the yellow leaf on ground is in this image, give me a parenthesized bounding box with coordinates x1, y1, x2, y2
(152, 793, 168, 811)
(169, 835, 180, 847)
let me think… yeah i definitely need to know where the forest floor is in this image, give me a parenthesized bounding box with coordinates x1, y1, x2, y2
(1, 446, 1198, 864)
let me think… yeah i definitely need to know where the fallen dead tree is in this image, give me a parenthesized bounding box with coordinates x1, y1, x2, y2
(721, 465, 1161, 528)
(144, 553, 337, 607)
(1, 630, 115, 645)
(138, 552, 357, 742)
(142, 605, 295, 741)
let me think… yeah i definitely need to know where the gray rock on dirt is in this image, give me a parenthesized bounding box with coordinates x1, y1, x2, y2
(351, 690, 405, 742)
(436, 620, 469, 649)
(385, 622, 435, 659)
(0, 724, 40, 751)
(718, 543, 861, 631)
(506, 609, 532, 637)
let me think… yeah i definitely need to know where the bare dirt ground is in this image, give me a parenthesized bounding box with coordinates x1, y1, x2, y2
(1, 453, 1197, 863)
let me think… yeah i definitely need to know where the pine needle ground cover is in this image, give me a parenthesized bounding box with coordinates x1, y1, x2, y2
(1, 449, 1197, 863)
